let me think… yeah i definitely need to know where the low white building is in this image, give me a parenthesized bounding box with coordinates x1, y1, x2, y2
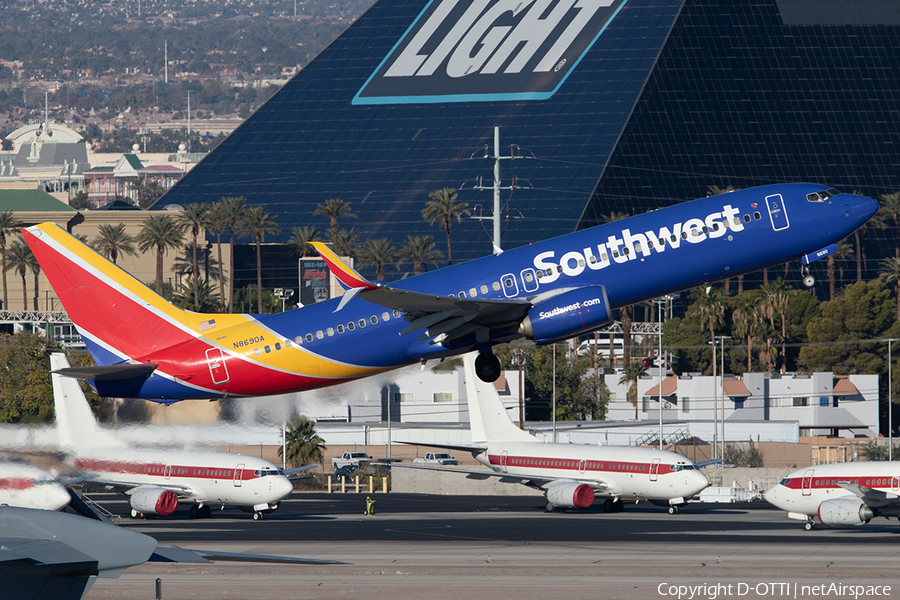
(605, 370, 878, 439)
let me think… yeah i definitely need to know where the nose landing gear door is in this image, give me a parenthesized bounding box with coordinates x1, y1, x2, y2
(765, 194, 790, 231)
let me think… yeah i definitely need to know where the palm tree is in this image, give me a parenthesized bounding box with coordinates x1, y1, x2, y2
(206, 201, 229, 311)
(5, 240, 31, 310)
(278, 414, 326, 468)
(619, 361, 648, 420)
(137, 214, 186, 294)
(879, 191, 900, 257)
(0, 211, 22, 310)
(174, 243, 220, 282)
(239, 206, 280, 314)
(357, 238, 398, 281)
(91, 223, 137, 265)
(732, 303, 763, 372)
(133, 177, 164, 209)
(696, 288, 724, 373)
(215, 196, 247, 312)
(422, 187, 470, 266)
(286, 225, 321, 258)
(763, 284, 791, 372)
(399, 235, 443, 276)
(176, 203, 210, 307)
(334, 227, 358, 258)
(879, 257, 900, 319)
(172, 276, 221, 313)
(314, 198, 356, 246)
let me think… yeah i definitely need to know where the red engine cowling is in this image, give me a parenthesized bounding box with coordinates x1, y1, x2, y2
(545, 481, 595, 509)
(816, 497, 874, 526)
(130, 487, 179, 516)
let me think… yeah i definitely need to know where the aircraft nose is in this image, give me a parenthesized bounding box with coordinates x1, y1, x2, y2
(688, 470, 709, 496)
(849, 193, 879, 223)
(275, 476, 294, 500)
(763, 484, 785, 509)
(48, 485, 72, 511)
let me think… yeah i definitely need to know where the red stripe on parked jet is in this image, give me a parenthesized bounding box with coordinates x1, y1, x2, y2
(487, 454, 676, 475)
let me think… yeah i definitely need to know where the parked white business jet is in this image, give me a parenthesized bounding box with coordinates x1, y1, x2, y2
(400, 353, 709, 512)
(766, 462, 900, 530)
(0, 460, 70, 511)
(51, 353, 305, 520)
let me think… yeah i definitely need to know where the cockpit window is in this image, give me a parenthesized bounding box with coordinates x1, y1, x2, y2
(780, 478, 791, 485)
(807, 188, 842, 202)
(254, 468, 284, 477)
(671, 463, 695, 472)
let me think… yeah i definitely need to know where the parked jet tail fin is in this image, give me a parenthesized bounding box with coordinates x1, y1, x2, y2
(23, 223, 204, 367)
(463, 352, 534, 446)
(51, 353, 124, 452)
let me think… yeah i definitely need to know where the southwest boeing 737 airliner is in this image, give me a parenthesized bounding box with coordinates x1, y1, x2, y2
(24, 183, 877, 402)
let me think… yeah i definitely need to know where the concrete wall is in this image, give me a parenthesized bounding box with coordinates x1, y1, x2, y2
(391, 465, 543, 496)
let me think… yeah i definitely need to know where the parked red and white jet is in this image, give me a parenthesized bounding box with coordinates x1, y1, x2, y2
(766, 462, 900, 530)
(399, 353, 709, 513)
(51, 353, 305, 520)
(0, 461, 70, 511)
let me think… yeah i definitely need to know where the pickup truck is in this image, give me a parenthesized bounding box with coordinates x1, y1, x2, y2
(412, 452, 459, 465)
(331, 451, 372, 470)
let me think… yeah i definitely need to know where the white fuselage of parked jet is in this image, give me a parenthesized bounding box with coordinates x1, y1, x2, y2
(51, 353, 294, 519)
(0, 461, 70, 511)
(766, 462, 900, 529)
(476, 441, 709, 507)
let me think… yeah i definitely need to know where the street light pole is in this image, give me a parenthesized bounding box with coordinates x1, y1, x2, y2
(715, 335, 731, 460)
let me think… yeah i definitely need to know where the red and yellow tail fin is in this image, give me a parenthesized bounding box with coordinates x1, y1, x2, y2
(24, 223, 203, 365)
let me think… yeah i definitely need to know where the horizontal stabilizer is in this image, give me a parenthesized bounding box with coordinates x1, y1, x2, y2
(53, 364, 157, 382)
(151, 545, 346, 565)
(394, 441, 488, 453)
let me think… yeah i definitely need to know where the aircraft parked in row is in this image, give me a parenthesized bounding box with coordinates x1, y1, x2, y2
(25, 184, 877, 402)
(397, 353, 709, 513)
(51, 353, 304, 520)
(0, 460, 70, 511)
(766, 462, 900, 530)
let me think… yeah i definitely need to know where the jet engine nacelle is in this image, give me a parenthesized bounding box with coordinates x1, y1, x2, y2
(519, 286, 612, 344)
(816, 497, 875, 527)
(545, 481, 595, 509)
(130, 487, 179, 516)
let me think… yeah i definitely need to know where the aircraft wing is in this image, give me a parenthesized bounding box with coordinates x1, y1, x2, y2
(391, 463, 609, 492)
(312, 242, 531, 344)
(395, 441, 489, 453)
(81, 479, 195, 498)
(283, 464, 318, 479)
(836, 481, 900, 508)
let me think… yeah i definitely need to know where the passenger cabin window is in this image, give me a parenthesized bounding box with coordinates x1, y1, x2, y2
(382, 312, 390, 321)
(305, 333, 313, 343)
(480, 285, 488, 294)
(370, 315, 378, 324)
(348, 321, 355, 331)
(493, 281, 501, 291)
(358, 319, 366, 328)
(469, 288, 477, 297)
(337, 325, 345, 334)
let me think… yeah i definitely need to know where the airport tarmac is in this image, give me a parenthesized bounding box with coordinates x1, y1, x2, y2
(86, 494, 900, 600)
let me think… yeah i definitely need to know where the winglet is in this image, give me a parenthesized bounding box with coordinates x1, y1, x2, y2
(311, 241, 378, 291)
